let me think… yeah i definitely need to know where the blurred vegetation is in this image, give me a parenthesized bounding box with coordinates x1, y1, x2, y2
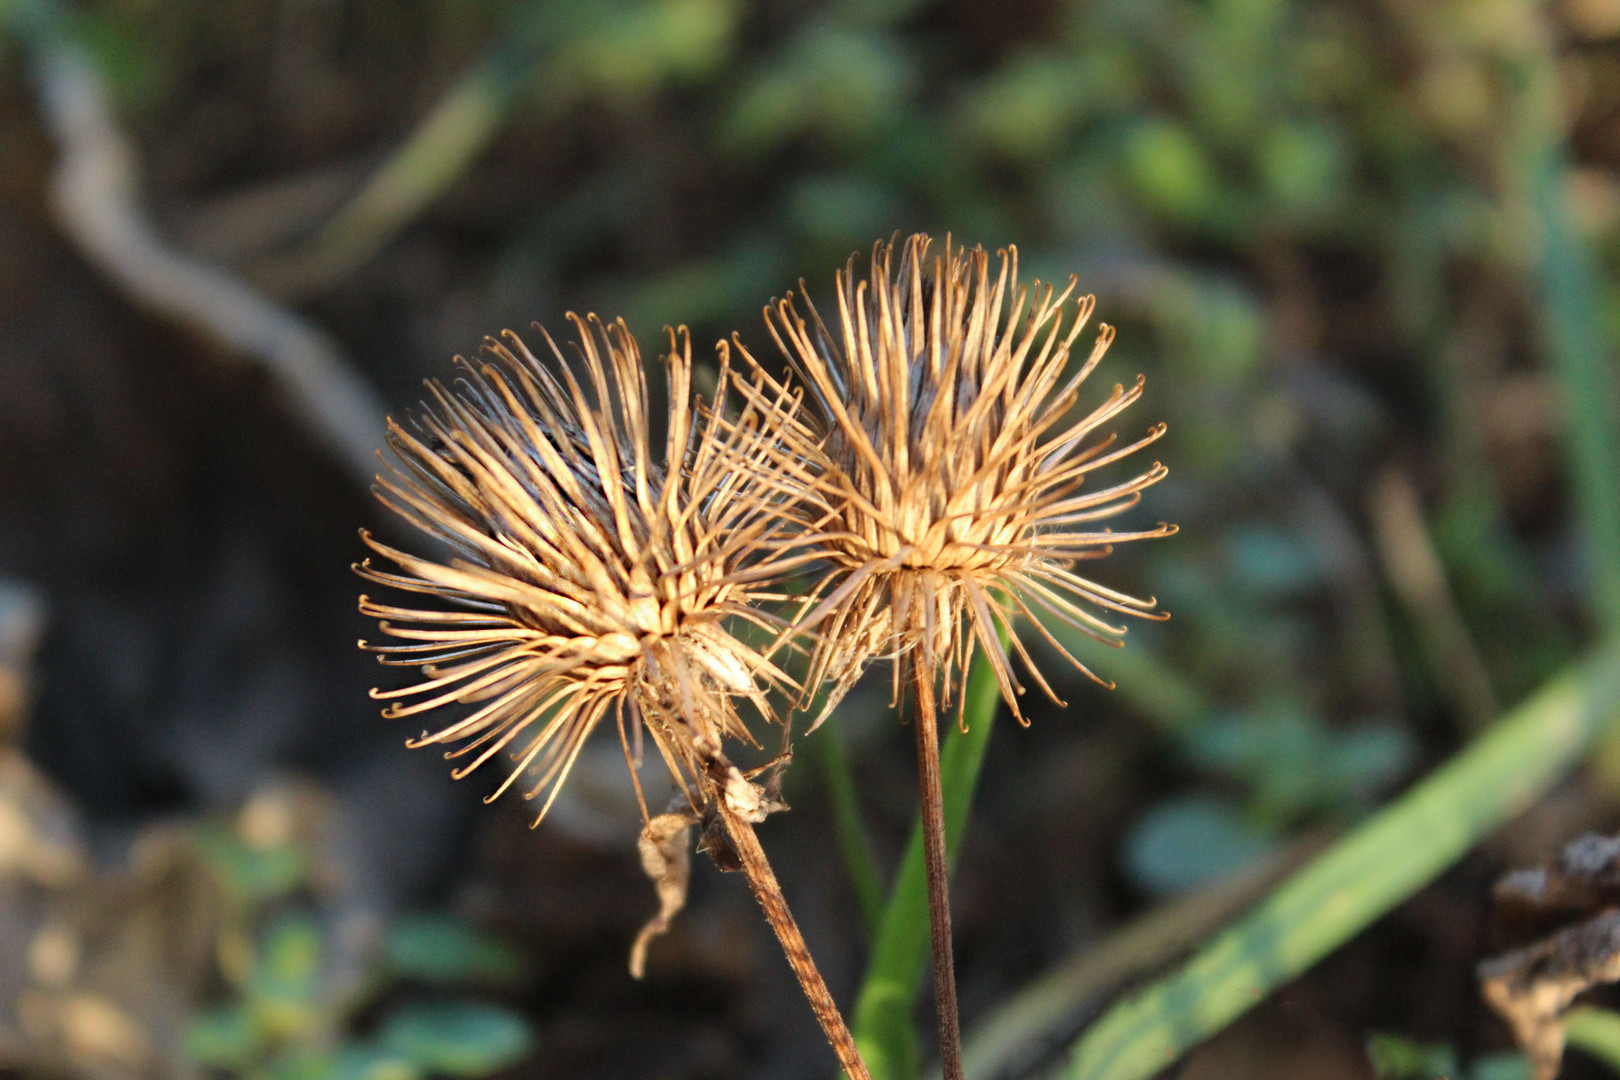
(186, 802, 531, 1080)
(3, 0, 1620, 1077)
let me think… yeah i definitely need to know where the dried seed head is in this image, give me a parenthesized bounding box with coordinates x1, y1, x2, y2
(356, 314, 809, 824)
(764, 234, 1177, 723)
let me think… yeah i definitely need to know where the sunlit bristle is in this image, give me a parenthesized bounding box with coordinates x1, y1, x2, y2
(765, 234, 1176, 725)
(357, 315, 809, 825)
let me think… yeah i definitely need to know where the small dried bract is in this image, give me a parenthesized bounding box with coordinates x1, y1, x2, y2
(762, 234, 1176, 720)
(356, 315, 811, 824)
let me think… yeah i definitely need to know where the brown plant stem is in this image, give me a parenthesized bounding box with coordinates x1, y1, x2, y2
(912, 653, 965, 1080)
(709, 775, 874, 1080)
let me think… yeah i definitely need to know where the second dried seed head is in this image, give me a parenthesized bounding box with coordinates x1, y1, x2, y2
(764, 234, 1177, 721)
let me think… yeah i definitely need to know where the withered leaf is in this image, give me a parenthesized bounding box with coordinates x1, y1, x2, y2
(629, 811, 695, 980)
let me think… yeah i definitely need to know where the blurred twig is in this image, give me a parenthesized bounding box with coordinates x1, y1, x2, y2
(252, 41, 536, 300)
(1369, 467, 1500, 732)
(20, 6, 388, 492)
(1066, 637, 1620, 1080)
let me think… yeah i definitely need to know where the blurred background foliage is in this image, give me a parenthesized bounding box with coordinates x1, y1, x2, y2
(0, 0, 1618, 1076)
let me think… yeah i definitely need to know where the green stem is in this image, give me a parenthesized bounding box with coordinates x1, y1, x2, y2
(811, 720, 887, 937)
(848, 632, 1005, 1080)
(1067, 638, 1620, 1080)
(1526, 154, 1620, 634)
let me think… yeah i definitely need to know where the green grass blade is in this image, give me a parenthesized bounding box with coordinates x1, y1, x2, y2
(1502, 27, 1620, 633)
(1068, 638, 1620, 1080)
(1523, 142, 1620, 633)
(956, 834, 1324, 1080)
(849, 636, 1006, 1080)
(263, 43, 531, 292)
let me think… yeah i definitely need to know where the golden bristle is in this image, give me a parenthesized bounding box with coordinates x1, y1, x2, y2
(763, 234, 1177, 725)
(356, 314, 809, 824)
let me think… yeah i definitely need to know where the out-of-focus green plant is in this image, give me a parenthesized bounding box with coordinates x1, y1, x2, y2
(8, 0, 1618, 1075)
(1366, 1033, 1529, 1080)
(186, 810, 532, 1080)
(1566, 1007, 1620, 1075)
(1067, 638, 1620, 1080)
(1120, 706, 1414, 895)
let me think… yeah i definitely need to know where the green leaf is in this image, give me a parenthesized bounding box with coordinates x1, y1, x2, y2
(379, 1001, 534, 1077)
(1124, 119, 1219, 226)
(264, 1046, 423, 1080)
(723, 22, 915, 151)
(1185, 709, 1415, 821)
(1256, 120, 1350, 221)
(330, 1047, 425, 1080)
(184, 1003, 264, 1070)
(1468, 1053, 1532, 1080)
(560, 0, 737, 100)
(261, 1048, 337, 1080)
(385, 915, 526, 986)
(248, 912, 324, 1039)
(1567, 1006, 1620, 1073)
(1122, 795, 1280, 896)
(957, 51, 1139, 161)
(1366, 1032, 1458, 1079)
(1223, 525, 1324, 598)
(1331, 726, 1418, 802)
(1148, 272, 1265, 386)
(193, 822, 308, 902)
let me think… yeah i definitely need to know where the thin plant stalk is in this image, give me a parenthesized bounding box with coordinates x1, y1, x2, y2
(18, 0, 390, 492)
(852, 626, 1006, 1080)
(912, 652, 964, 1080)
(711, 783, 874, 1080)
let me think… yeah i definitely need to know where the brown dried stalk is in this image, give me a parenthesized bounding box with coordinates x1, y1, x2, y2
(910, 649, 962, 1080)
(695, 744, 873, 1080)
